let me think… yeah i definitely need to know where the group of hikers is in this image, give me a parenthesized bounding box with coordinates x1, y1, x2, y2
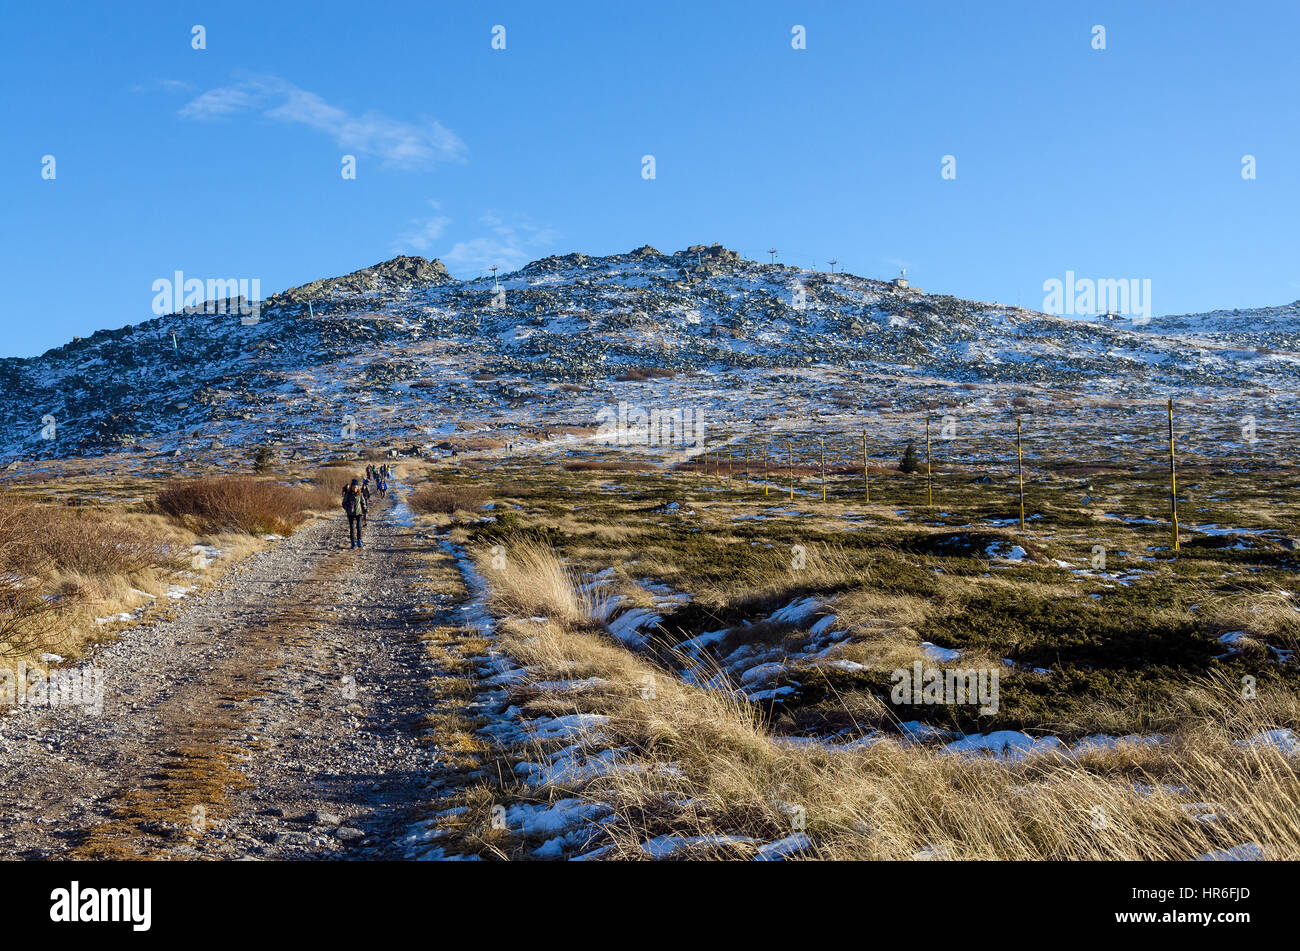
(366, 463, 392, 495)
(340, 463, 396, 549)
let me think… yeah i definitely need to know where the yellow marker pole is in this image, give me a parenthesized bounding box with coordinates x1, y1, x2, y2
(728, 445, 734, 480)
(819, 435, 827, 502)
(788, 441, 795, 501)
(925, 416, 934, 508)
(763, 440, 770, 498)
(1016, 417, 1025, 533)
(1168, 398, 1179, 552)
(862, 428, 870, 503)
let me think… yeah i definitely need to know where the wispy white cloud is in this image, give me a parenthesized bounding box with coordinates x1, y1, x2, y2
(131, 77, 196, 94)
(394, 201, 454, 254)
(179, 75, 466, 170)
(440, 215, 560, 276)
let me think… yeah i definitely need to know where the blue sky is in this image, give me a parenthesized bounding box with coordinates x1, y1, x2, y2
(3, 0, 1298, 357)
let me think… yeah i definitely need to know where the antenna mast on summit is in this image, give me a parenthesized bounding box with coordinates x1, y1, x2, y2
(828, 259, 838, 274)
(768, 248, 778, 264)
(489, 266, 499, 288)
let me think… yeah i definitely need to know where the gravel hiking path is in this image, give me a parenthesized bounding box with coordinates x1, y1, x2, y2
(0, 491, 452, 859)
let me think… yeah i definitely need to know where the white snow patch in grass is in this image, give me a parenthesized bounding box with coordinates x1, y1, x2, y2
(528, 713, 609, 741)
(1197, 842, 1264, 861)
(898, 721, 956, 743)
(768, 596, 822, 626)
(943, 731, 1065, 760)
(1236, 728, 1299, 755)
(517, 745, 631, 788)
(639, 834, 758, 858)
(754, 833, 811, 861)
(529, 677, 610, 694)
(607, 607, 660, 648)
(808, 614, 838, 636)
(505, 798, 610, 838)
(920, 641, 961, 662)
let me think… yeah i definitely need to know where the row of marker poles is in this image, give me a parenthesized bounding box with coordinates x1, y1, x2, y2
(728, 421, 947, 510)
(689, 402, 1183, 556)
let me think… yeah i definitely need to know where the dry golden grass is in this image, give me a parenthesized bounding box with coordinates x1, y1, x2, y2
(474, 536, 610, 625)
(458, 540, 1300, 860)
(0, 481, 284, 664)
(0, 498, 194, 658)
(410, 482, 490, 515)
(313, 465, 360, 496)
(1199, 586, 1300, 657)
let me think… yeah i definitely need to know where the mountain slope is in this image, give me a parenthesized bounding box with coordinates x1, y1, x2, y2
(4, 245, 1298, 462)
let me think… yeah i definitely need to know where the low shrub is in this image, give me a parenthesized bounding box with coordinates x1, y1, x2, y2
(0, 496, 185, 656)
(410, 483, 489, 514)
(313, 466, 359, 497)
(2, 499, 184, 578)
(155, 477, 325, 535)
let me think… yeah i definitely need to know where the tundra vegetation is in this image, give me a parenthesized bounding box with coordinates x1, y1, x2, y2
(404, 443, 1300, 860)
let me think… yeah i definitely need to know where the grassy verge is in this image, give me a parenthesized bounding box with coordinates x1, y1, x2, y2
(0, 467, 354, 666)
(444, 539, 1300, 860)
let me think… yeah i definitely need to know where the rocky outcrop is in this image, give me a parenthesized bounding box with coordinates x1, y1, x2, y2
(277, 255, 454, 303)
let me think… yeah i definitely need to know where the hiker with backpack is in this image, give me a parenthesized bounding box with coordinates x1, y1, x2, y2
(342, 478, 368, 548)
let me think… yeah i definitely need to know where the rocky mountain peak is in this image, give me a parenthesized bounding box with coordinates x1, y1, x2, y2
(277, 255, 453, 303)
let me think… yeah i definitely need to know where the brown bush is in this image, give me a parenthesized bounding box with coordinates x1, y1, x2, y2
(0, 496, 185, 656)
(155, 477, 326, 535)
(37, 509, 183, 576)
(313, 466, 360, 497)
(2, 498, 184, 578)
(0, 502, 63, 655)
(409, 483, 489, 514)
(0, 575, 61, 657)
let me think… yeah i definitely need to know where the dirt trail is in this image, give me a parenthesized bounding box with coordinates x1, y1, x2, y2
(0, 491, 452, 859)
